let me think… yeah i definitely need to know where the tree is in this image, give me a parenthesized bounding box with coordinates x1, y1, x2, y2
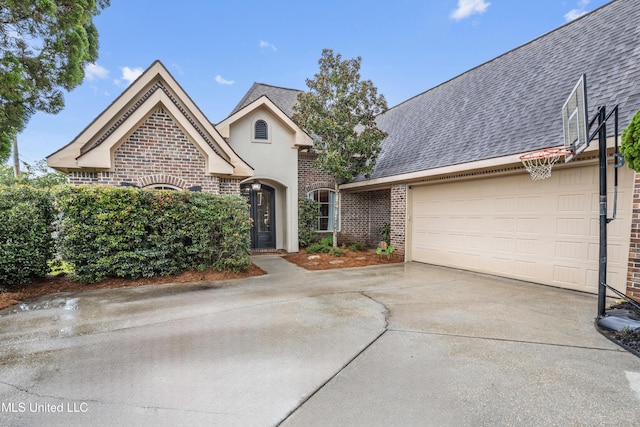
(292, 49, 388, 247)
(621, 109, 640, 171)
(0, 159, 68, 188)
(0, 0, 110, 156)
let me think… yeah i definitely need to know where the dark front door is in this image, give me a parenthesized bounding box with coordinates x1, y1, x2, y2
(242, 184, 276, 249)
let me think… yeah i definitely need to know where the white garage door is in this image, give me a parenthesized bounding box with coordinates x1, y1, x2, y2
(408, 164, 633, 294)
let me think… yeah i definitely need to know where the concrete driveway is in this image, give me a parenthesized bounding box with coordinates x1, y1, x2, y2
(1, 257, 639, 426)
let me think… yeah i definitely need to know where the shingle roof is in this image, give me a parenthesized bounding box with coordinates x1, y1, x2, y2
(370, 0, 640, 180)
(228, 82, 302, 119)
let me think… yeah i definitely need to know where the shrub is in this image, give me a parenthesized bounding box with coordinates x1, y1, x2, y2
(306, 242, 330, 254)
(349, 242, 364, 252)
(298, 197, 320, 247)
(55, 186, 250, 283)
(329, 246, 345, 256)
(320, 234, 333, 247)
(621, 109, 640, 171)
(0, 186, 56, 285)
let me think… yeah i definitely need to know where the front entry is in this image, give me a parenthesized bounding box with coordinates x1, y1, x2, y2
(242, 183, 276, 249)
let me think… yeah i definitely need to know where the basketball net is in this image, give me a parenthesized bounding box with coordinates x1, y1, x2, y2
(520, 147, 572, 181)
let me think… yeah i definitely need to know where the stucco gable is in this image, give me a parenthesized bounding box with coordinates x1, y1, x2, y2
(216, 95, 313, 148)
(47, 60, 253, 178)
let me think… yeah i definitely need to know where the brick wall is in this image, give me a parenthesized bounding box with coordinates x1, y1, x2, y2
(340, 190, 391, 247)
(68, 108, 241, 194)
(298, 151, 393, 248)
(298, 152, 335, 196)
(627, 172, 640, 301)
(390, 184, 407, 256)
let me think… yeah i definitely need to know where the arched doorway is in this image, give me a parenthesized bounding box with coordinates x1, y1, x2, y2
(241, 183, 276, 249)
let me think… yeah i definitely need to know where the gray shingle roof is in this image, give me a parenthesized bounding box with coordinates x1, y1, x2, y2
(370, 0, 640, 180)
(227, 82, 302, 119)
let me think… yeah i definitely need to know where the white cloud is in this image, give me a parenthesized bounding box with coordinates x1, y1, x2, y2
(451, 0, 491, 21)
(120, 66, 144, 85)
(85, 63, 109, 81)
(215, 75, 234, 85)
(259, 40, 277, 51)
(564, 8, 586, 21)
(170, 63, 184, 75)
(564, 0, 591, 22)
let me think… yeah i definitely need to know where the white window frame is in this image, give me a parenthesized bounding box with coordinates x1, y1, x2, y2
(308, 188, 340, 232)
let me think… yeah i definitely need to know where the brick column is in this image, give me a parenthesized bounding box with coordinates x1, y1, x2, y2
(390, 184, 406, 258)
(627, 172, 640, 301)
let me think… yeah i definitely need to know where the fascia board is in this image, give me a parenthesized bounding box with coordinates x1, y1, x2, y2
(77, 91, 235, 175)
(216, 96, 313, 147)
(340, 137, 619, 191)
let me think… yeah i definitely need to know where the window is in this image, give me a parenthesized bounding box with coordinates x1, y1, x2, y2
(146, 184, 181, 191)
(254, 119, 268, 140)
(308, 189, 340, 231)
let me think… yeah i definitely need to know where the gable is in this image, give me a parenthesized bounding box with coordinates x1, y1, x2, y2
(112, 107, 208, 172)
(47, 61, 253, 178)
(217, 95, 313, 148)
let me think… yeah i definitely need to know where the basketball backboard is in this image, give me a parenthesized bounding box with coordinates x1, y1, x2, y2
(562, 74, 588, 162)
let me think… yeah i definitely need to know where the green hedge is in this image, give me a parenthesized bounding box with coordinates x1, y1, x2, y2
(55, 186, 251, 283)
(0, 186, 56, 285)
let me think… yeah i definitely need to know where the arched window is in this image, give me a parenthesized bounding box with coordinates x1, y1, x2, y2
(146, 184, 181, 191)
(254, 119, 268, 140)
(308, 189, 340, 231)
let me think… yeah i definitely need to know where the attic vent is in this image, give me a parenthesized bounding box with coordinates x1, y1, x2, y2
(254, 120, 268, 140)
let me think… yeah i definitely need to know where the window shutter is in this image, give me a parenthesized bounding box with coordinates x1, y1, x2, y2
(255, 120, 268, 140)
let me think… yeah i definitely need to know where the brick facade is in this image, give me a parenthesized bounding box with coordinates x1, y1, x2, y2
(390, 184, 406, 255)
(340, 190, 391, 247)
(627, 172, 640, 301)
(68, 108, 239, 195)
(297, 151, 393, 248)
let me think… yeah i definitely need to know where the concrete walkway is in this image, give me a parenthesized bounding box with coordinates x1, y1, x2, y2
(0, 257, 639, 426)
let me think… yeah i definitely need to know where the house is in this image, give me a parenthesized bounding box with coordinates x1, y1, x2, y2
(48, 0, 640, 299)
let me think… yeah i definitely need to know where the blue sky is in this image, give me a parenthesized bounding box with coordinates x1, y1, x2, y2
(14, 0, 611, 165)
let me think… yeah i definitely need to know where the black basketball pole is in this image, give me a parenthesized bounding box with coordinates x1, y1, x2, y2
(597, 106, 607, 318)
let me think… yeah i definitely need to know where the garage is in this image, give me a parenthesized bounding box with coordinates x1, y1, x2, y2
(407, 162, 634, 294)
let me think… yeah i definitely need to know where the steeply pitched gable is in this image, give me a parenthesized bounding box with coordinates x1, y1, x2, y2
(218, 88, 313, 148)
(47, 61, 253, 177)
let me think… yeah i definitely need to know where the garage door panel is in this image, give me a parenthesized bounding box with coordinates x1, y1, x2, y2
(557, 217, 590, 236)
(409, 164, 633, 294)
(555, 240, 587, 260)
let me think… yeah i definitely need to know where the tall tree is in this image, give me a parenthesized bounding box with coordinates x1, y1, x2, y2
(293, 49, 388, 247)
(0, 0, 110, 160)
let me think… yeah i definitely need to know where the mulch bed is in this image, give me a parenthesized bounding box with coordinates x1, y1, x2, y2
(283, 248, 403, 270)
(598, 301, 640, 356)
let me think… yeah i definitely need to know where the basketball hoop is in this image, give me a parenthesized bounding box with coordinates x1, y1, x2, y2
(520, 147, 572, 181)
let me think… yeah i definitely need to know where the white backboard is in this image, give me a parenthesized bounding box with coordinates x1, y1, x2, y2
(562, 74, 588, 162)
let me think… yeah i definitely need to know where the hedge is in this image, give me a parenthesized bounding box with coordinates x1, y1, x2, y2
(55, 186, 251, 283)
(0, 186, 56, 286)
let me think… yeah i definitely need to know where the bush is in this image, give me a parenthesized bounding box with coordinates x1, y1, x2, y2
(349, 242, 364, 252)
(0, 186, 56, 285)
(306, 242, 331, 254)
(55, 186, 250, 283)
(329, 246, 345, 256)
(621, 109, 640, 171)
(298, 197, 320, 247)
